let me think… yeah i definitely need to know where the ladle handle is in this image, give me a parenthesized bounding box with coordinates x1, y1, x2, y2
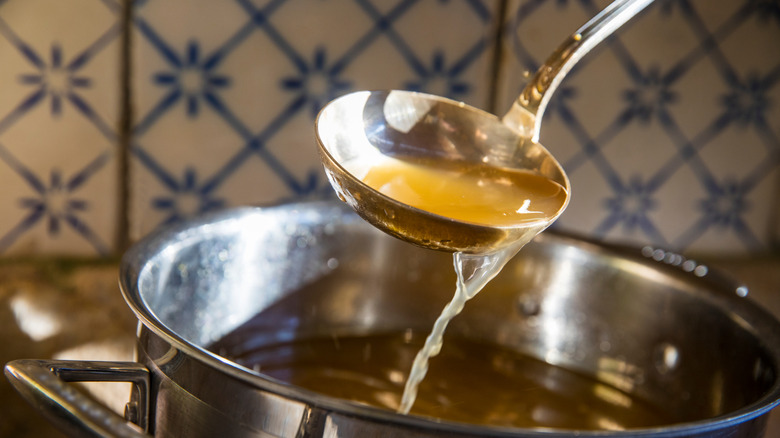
(502, 0, 655, 143)
(4, 359, 151, 438)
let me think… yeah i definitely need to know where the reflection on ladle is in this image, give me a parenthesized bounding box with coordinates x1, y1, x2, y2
(360, 91, 483, 161)
(316, 0, 654, 419)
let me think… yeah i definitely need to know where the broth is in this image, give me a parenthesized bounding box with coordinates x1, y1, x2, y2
(210, 331, 673, 430)
(360, 158, 567, 228)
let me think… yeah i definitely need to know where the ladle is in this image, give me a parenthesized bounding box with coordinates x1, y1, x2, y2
(315, 0, 654, 253)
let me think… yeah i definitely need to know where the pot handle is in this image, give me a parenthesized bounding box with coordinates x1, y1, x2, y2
(4, 359, 152, 438)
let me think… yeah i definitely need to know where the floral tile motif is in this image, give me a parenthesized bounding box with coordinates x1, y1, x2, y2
(498, 0, 780, 255)
(0, 0, 776, 257)
(129, 0, 501, 239)
(0, 0, 123, 256)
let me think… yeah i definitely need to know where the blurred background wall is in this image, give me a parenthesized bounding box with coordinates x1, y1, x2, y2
(0, 0, 777, 259)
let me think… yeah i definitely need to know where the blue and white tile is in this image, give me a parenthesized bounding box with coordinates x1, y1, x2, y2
(498, 0, 780, 255)
(129, 0, 501, 239)
(0, 0, 122, 256)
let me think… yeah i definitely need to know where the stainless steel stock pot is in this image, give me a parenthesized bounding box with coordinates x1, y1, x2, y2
(6, 201, 780, 437)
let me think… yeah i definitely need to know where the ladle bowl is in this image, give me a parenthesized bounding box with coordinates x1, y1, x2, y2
(315, 89, 569, 253)
(314, 0, 653, 253)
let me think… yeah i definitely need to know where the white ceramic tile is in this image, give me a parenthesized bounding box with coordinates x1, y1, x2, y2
(128, 0, 501, 240)
(0, 0, 122, 256)
(498, 0, 780, 255)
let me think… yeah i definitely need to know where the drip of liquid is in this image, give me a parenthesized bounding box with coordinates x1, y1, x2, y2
(359, 157, 568, 414)
(399, 244, 528, 414)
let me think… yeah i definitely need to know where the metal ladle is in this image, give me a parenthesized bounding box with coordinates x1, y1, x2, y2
(315, 0, 654, 253)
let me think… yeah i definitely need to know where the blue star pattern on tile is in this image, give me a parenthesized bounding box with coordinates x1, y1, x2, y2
(151, 168, 226, 226)
(405, 50, 471, 98)
(0, 16, 118, 139)
(700, 179, 753, 227)
(134, 37, 233, 134)
(130, 0, 499, 235)
(152, 41, 231, 118)
(281, 47, 352, 119)
(671, 177, 760, 249)
(623, 66, 677, 124)
(0, 147, 112, 254)
(0, 0, 121, 255)
(599, 176, 663, 243)
(507, 0, 779, 253)
(17, 44, 92, 117)
(721, 74, 772, 128)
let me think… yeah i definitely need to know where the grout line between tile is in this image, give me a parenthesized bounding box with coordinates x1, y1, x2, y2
(117, 0, 132, 254)
(487, 0, 509, 115)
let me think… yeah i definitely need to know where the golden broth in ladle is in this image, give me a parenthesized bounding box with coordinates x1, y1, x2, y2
(361, 158, 568, 228)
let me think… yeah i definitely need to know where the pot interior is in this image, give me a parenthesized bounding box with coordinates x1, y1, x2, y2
(127, 202, 780, 432)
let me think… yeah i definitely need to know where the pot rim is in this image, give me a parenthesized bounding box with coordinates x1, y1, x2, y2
(118, 202, 780, 437)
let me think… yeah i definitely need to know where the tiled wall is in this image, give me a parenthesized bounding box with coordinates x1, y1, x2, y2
(498, 0, 780, 255)
(0, 0, 123, 256)
(128, 0, 501, 240)
(1, 0, 778, 258)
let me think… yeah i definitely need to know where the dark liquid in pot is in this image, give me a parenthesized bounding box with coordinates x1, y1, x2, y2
(210, 331, 674, 430)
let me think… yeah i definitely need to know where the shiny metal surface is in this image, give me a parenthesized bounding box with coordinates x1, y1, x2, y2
(314, 0, 652, 253)
(6, 202, 780, 436)
(113, 201, 779, 437)
(315, 90, 570, 253)
(4, 359, 149, 437)
(503, 0, 655, 142)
